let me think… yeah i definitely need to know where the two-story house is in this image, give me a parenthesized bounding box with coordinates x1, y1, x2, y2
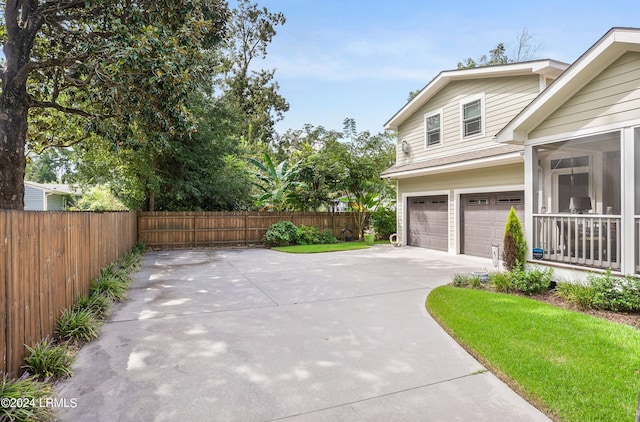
(382, 60, 568, 259)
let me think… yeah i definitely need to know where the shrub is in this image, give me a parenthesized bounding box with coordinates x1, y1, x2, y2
(452, 273, 482, 288)
(90, 273, 128, 303)
(23, 338, 74, 381)
(56, 308, 102, 344)
(589, 270, 640, 312)
(502, 207, 527, 271)
(263, 221, 298, 246)
(370, 207, 396, 240)
(0, 373, 55, 422)
(555, 282, 595, 310)
(74, 294, 113, 320)
(318, 229, 337, 245)
(490, 271, 516, 293)
(295, 225, 320, 245)
(511, 266, 553, 295)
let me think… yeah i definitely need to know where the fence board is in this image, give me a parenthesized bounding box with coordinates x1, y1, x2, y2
(138, 212, 360, 248)
(1, 211, 137, 376)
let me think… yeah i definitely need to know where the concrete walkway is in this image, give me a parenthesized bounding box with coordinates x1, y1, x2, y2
(57, 246, 550, 421)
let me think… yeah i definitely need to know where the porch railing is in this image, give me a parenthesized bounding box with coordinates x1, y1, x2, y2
(636, 217, 640, 274)
(532, 214, 620, 271)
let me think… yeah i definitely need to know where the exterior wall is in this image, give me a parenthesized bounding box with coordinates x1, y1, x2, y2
(396, 75, 540, 166)
(531, 52, 640, 139)
(24, 185, 45, 210)
(397, 162, 524, 252)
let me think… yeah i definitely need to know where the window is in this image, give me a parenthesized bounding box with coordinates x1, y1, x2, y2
(424, 109, 442, 148)
(460, 94, 484, 139)
(467, 198, 489, 205)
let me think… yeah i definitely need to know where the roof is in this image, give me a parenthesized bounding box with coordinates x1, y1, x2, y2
(384, 59, 569, 131)
(381, 144, 523, 179)
(495, 27, 640, 144)
(24, 181, 82, 195)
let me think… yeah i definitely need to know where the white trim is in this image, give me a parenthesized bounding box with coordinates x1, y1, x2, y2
(401, 190, 450, 249)
(383, 152, 522, 179)
(521, 118, 640, 147)
(424, 108, 443, 150)
(460, 92, 485, 141)
(622, 126, 636, 274)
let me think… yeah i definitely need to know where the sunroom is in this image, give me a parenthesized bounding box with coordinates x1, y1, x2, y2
(495, 28, 640, 278)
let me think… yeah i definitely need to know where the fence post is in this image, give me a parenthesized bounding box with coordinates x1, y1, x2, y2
(244, 213, 248, 246)
(193, 214, 197, 248)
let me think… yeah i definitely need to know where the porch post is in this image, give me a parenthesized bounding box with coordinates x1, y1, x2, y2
(622, 127, 635, 275)
(524, 145, 535, 261)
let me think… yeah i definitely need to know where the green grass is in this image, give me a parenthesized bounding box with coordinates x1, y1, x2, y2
(23, 338, 75, 381)
(273, 241, 373, 253)
(1, 373, 55, 421)
(427, 286, 640, 421)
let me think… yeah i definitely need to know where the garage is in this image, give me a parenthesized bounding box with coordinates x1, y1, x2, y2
(460, 191, 524, 258)
(407, 195, 448, 250)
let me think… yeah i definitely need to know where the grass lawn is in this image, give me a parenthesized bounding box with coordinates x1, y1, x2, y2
(427, 286, 640, 422)
(273, 242, 373, 253)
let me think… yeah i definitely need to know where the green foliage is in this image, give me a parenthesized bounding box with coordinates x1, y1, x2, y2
(295, 225, 337, 245)
(589, 270, 640, 312)
(490, 271, 516, 293)
(25, 148, 73, 183)
(249, 152, 305, 211)
(0, 373, 55, 422)
(452, 273, 483, 289)
(73, 186, 128, 211)
(89, 272, 129, 303)
(74, 294, 113, 320)
(370, 207, 396, 240)
(502, 207, 527, 272)
(263, 221, 298, 246)
(23, 339, 74, 381)
(55, 308, 102, 344)
(555, 282, 595, 310)
(510, 266, 552, 295)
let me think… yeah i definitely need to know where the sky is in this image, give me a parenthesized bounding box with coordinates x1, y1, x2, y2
(241, 0, 640, 136)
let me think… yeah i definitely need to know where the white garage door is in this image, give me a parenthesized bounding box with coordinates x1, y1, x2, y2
(407, 196, 448, 251)
(461, 191, 524, 258)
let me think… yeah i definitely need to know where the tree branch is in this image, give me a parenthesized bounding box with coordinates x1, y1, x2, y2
(28, 98, 93, 118)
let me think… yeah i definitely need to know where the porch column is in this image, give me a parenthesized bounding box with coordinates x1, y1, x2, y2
(622, 127, 635, 275)
(524, 145, 535, 261)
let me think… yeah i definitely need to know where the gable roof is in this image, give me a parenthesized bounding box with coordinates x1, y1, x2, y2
(496, 27, 640, 144)
(384, 59, 569, 131)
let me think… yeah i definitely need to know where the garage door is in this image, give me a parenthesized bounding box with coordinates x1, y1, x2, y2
(407, 196, 448, 250)
(461, 191, 524, 258)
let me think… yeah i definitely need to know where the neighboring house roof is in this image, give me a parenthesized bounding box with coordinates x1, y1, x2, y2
(381, 144, 523, 179)
(384, 59, 569, 131)
(24, 181, 82, 196)
(496, 27, 640, 143)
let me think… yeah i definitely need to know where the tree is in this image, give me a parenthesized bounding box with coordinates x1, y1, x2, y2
(0, 0, 228, 209)
(457, 28, 542, 69)
(249, 152, 305, 211)
(220, 0, 288, 143)
(25, 147, 71, 183)
(502, 207, 527, 271)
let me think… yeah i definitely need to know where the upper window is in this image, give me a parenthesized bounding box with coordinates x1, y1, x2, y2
(424, 109, 443, 148)
(460, 94, 484, 139)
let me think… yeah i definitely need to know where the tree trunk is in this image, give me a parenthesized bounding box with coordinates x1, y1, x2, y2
(0, 99, 28, 209)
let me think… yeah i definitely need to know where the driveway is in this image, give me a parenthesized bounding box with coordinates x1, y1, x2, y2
(57, 246, 550, 421)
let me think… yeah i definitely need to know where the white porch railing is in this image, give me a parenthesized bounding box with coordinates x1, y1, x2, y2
(636, 217, 640, 274)
(532, 214, 620, 271)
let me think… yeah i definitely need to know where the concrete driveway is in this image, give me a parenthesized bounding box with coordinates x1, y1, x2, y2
(57, 246, 550, 421)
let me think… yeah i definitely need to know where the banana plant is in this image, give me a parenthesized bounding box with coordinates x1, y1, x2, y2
(249, 152, 306, 211)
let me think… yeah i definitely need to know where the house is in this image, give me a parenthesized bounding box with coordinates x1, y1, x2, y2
(496, 27, 640, 279)
(381, 59, 568, 259)
(24, 181, 81, 211)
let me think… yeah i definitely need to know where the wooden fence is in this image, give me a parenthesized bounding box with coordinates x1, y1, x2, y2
(1, 211, 137, 376)
(138, 211, 360, 248)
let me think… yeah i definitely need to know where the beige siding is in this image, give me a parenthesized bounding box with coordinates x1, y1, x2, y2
(396, 163, 524, 250)
(395, 75, 540, 166)
(531, 52, 640, 138)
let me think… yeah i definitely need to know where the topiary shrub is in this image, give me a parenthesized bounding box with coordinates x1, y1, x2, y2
(502, 207, 527, 271)
(263, 221, 298, 246)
